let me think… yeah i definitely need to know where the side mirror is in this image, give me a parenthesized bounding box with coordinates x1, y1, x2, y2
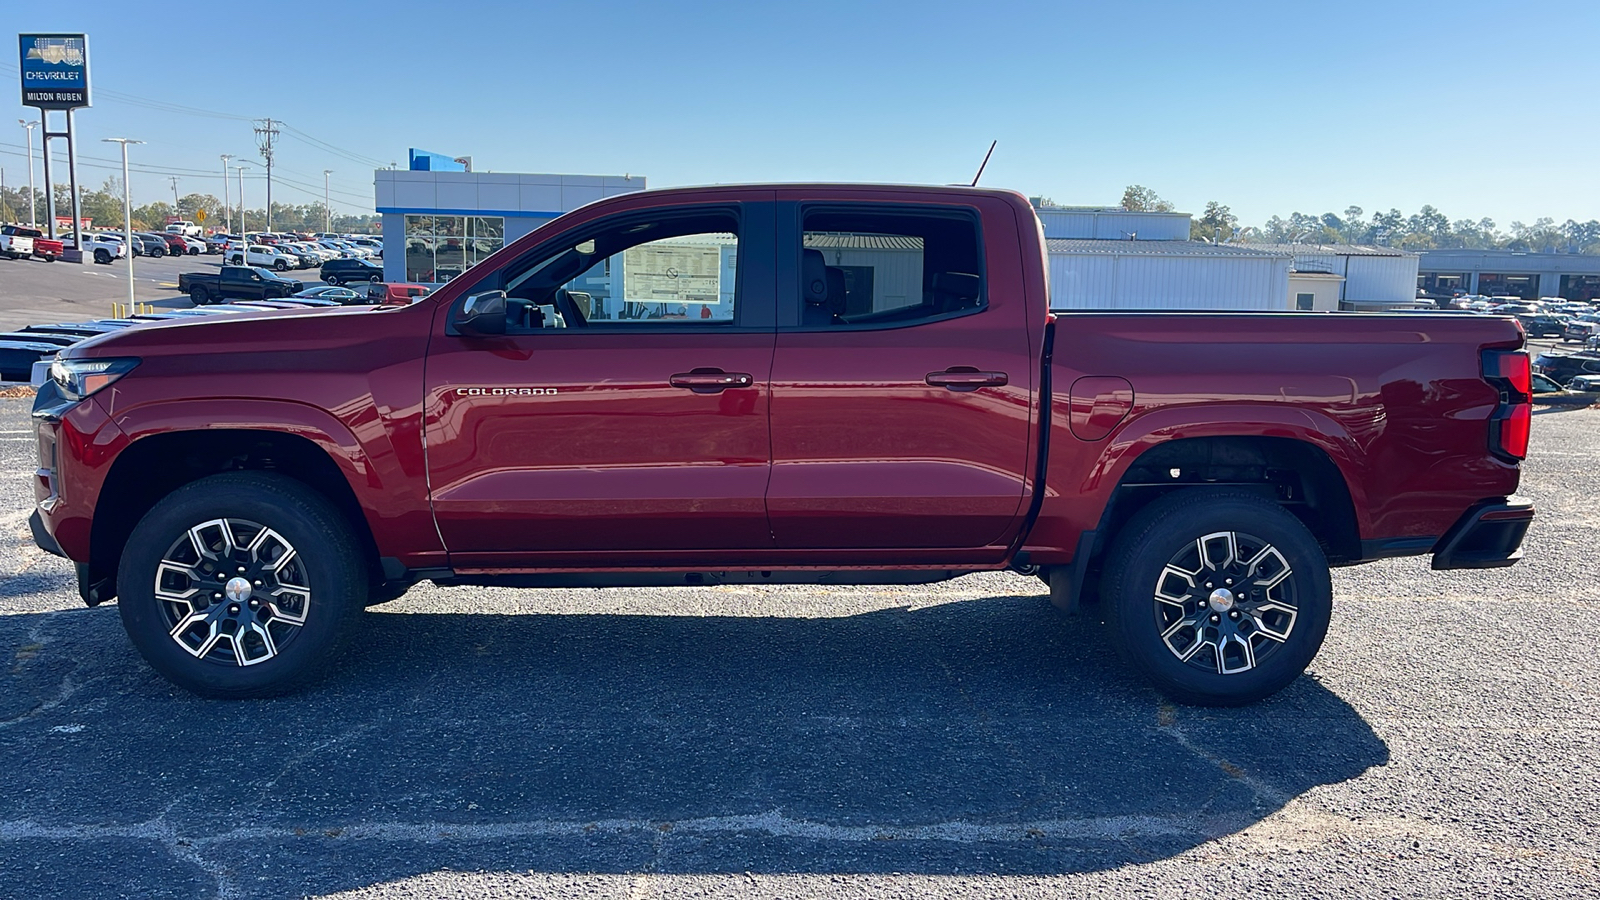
(454, 289, 507, 336)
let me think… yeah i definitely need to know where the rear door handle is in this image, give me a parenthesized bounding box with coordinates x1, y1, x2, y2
(926, 368, 1008, 391)
(670, 368, 754, 394)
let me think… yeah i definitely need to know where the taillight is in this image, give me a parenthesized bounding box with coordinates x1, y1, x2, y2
(1482, 349, 1531, 461)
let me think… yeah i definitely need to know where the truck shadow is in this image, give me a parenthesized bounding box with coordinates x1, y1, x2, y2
(0, 591, 1388, 892)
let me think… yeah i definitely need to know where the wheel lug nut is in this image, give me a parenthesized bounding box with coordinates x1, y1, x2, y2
(254, 580, 262, 587)
(1237, 592, 1245, 600)
(228, 604, 239, 614)
(1210, 614, 1221, 623)
(237, 566, 246, 573)
(1229, 610, 1239, 619)
(217, 573, 227, 581)
(1225, 578, 1233, 585)
(1205, 582, 1213, 589)
(213, 592, 222, 599)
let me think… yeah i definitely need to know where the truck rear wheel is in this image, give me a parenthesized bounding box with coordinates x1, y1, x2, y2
(116, 472, 368, 698)
(94, 249, 111, 264)
(1099, 488, 1331, 707)
(189, 286, 209, 305)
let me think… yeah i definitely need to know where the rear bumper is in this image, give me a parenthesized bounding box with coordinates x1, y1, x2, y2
(1431, 496, 1534, 570)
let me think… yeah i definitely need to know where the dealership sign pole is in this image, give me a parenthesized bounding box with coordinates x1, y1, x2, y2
(18, 34, 90, 254)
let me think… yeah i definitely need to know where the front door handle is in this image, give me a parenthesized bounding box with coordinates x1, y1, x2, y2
(670, 368, 754, 394)
(926, 367, 1008, 392)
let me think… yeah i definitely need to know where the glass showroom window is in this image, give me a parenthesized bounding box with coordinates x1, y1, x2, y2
(404, 215, 505, 283)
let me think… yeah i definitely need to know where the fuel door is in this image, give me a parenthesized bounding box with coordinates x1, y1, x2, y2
(1068, 375, 1134, 441)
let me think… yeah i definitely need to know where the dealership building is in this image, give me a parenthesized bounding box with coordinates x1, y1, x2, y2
(1416, 249, 1600, 302)
(374, 163, 645, 285)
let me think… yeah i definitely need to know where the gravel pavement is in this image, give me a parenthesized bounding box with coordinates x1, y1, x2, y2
(0, 397, 1596, 899)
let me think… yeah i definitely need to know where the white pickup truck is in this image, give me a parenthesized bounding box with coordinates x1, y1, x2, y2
(0, 231, 33, 260)
(62, 233, 128, 265)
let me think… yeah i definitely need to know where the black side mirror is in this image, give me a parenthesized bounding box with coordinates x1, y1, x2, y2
(454, 290, 507, 336)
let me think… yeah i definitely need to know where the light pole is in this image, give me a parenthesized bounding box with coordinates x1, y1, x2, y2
(323, 169, 332, 234)
(220, 154, 233, 233)
(232, 164, 249, 249)
(18, 120, 38, 227)
(102, 138, 143, 309)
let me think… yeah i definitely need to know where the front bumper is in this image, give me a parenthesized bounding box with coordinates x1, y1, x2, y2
(1431, 497, 1534, 570)
(29, 509, 64, 558)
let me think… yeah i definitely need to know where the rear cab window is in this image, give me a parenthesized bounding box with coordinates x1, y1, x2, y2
(784, 205, 985, 329)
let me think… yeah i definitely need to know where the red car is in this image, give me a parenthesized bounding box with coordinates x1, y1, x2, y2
(29, 184, 1533, 704)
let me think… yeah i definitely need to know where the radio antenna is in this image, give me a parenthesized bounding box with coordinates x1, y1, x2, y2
(970, 140, 997, 186)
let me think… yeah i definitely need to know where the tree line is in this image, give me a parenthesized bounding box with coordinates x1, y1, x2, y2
(0, 180, 378, 234)
(1032, 185, 1600, 254)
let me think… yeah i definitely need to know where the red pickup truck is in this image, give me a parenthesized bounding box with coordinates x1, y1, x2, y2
(29, 184, 1534, 705)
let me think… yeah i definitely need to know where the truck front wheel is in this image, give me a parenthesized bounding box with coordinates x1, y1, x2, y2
(116, 472, 368, 698)
(1099, 488, 1332, 707)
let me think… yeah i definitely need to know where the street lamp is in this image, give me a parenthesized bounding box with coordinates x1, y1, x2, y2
(220, 154, 233, 233)
(232, 164, 250, 248)
(102, 138, 143, 309)
(18, 120, 38, 227)
(323, 169, 332, 235)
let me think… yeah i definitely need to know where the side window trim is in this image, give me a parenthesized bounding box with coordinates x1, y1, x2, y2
(776, 202, 987, 333)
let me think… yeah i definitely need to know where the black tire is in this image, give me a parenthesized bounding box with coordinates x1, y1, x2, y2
(94, 249, 111, 265)
(189, 287, 209, 305)
(1100, 488, 1332, 707)
(229, 255, 242, 265)
(274, 259, 288, 271)
(368, 274, 381, 283)
(189, 246, 200, 255)
(116, 472, 368, 698)
(324, 275, 340, 286)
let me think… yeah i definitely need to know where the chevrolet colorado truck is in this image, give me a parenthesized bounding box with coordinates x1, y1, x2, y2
(28, 184, 1535, 704)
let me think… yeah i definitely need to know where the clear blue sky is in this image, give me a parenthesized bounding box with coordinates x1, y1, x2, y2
(6, 0, 1597, 228)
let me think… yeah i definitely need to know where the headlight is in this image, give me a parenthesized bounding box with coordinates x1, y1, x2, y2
(49, 357, 140, 402)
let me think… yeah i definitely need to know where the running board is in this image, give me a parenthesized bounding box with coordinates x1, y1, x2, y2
(430, 569, 970, 589)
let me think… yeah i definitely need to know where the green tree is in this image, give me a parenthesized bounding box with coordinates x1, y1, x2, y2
(1120, 185, 1174, 212)
(1191, 201, 1238, 241)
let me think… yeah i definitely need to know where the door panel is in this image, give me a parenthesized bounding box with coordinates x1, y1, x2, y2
(766, 196, 1037, 554)
(425, 332, 774, 557)
(423, 199, 777, 564)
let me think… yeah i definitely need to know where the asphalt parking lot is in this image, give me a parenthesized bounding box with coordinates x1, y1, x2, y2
(0, 252, 331, 332)
(0, 391, 1597, 899)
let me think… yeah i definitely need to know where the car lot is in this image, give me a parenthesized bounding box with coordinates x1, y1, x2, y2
(0, 395, 1596, 898)
(0, 253, 338, 332)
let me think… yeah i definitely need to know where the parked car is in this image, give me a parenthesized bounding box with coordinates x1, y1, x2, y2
(0, 338, 64, 381)
(166, 221, 203, 238)
(179, 265, 304, 304)
(227, 244, 298, 271)
(1515, 314, 1565, 338)
(178, 235, 205, 255)
(28, 184, 1536, 706)
(321, 258, 384, 285)
(61, 233, 126, 264)
(119, 233, 166, 257)
(280, 245, 320, 269)
(150, 232, 190, 257)
(1561, 319, 1600, 343)
(366, 281, 430, 305)
(1533, 351, 1600, 384)
(205, 233, 234, 254)
(293, 285, 365, 303)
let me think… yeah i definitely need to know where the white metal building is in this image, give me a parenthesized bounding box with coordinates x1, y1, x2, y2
(1047, 240, 1292, 310)
(1235, 243, 1423, 311)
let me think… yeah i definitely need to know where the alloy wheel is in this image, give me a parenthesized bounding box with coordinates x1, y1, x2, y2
(154, 517, 311, 666)
(1152, 530, 1298, 675)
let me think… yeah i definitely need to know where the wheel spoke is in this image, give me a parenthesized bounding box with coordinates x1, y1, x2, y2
(1216, 631, 1256, 674)
(1197, 531, 1238, 571)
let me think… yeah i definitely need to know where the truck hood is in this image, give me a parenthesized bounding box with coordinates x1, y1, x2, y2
(63, 303, 421, 363)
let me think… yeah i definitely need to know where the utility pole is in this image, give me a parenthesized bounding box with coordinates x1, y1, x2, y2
(323, 169, 332, 234)
(18, 120, 38, 227)
(253, 117, 279, 231)
(169, 176, 180, 218)
(220, 154, 233, 233)
(103, 139, 144, 309)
